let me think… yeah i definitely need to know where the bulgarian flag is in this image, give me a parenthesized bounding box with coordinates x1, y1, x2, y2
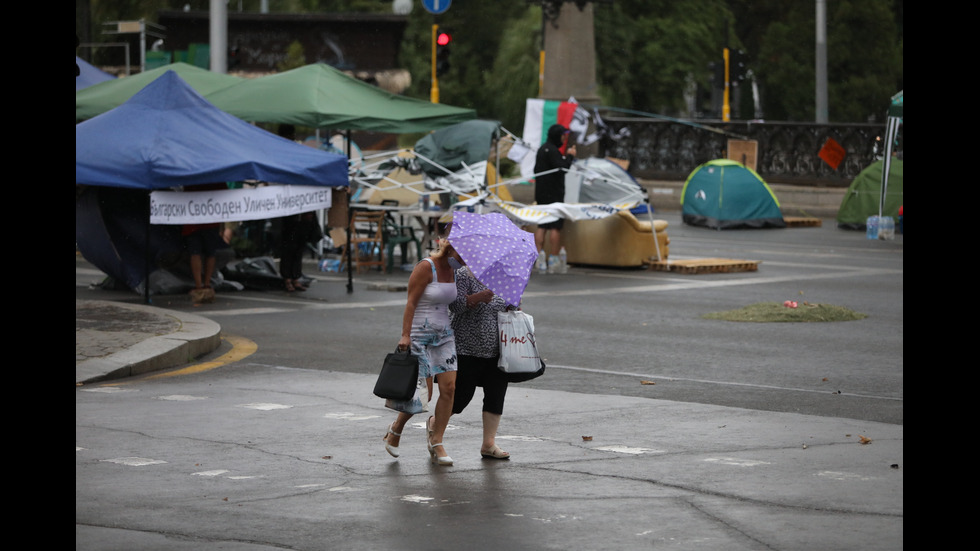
(517, 98, 588, 179)
(522, 98, 581, 151)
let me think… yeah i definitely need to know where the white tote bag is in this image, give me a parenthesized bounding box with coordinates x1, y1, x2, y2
(497, 310, 542, 374)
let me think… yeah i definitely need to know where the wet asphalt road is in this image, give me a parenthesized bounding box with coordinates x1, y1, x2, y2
(76, 211, 902, 550)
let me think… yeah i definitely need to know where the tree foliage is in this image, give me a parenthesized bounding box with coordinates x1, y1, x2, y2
(595, 0, 734, 116)
(78, 0, 903, 124)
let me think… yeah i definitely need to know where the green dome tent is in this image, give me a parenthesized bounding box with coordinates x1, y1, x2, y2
(680, 159, 785, 229)
(836, 159, 904, 230)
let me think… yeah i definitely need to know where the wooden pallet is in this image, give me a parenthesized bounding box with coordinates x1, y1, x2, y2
(783, 216, 822, 227)
(646, 258, 761, 274)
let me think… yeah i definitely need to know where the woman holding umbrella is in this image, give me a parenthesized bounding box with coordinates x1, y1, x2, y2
(444, 211, 541, 460)
(383, 239, 465, 467)
(448, 269, 513, 460)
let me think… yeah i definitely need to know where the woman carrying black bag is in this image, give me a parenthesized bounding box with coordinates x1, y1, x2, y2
(382, 239, 465, 466)
(447, 266, 513, 460)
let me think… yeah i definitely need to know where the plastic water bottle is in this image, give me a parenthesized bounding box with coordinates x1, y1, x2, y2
(878, 216, 895, 240)
(865, 215, 879, 240)
(558, 247, 568, 274)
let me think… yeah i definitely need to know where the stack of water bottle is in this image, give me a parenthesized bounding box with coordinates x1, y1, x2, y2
(537, 247, 568, 274)
(865, 215, 895, 240)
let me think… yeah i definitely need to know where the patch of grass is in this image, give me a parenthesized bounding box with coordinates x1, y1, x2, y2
(702, 302, 868, 323)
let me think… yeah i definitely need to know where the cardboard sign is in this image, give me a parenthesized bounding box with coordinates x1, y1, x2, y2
(818, 137, 846, 170)
(727, 139, 758, 171)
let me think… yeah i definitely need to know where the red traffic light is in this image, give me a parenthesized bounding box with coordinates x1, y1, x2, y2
(437, 32, 452, 47)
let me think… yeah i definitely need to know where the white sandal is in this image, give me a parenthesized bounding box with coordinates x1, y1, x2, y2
(383, 424, 401, 458)
(481, 444, 510, 460)
(428, 442, 453, 466)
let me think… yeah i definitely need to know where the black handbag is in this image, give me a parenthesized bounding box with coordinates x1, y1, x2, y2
(373, 347, 419, 401)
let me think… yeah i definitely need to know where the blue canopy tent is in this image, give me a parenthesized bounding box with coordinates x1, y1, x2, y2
(75, 71, 349, 299)
(75, 56, 115, 91)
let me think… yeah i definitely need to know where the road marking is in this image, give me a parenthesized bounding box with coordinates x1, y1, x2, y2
(156, 395, 207, 401)
(323, 412, 381, 421)
(102, 457, 167, 466)
(193, 470, 229, 477)
(79, 386, 137, 393)
(816, 471, 872, 481)
(703, 457, 770, 467)
(238, 403, 292, 410)
(401, 495, 435, 503)
(595, 446, 663, 455)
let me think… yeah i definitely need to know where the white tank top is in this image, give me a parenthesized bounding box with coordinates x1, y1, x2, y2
(412, 258, 456, 333)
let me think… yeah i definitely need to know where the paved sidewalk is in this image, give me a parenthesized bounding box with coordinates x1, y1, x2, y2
(75, 299, 222, 385)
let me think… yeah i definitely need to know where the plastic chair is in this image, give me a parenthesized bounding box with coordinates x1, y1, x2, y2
(348, 209, 386, 273)
(384, 213, 423, 273)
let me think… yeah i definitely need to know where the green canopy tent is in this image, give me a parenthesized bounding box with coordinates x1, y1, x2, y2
(206, 63, 476, 133)
(75, 62, 243, 122)
(206, 63, 478, 292)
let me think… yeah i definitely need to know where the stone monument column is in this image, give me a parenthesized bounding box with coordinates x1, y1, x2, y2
(540, 1, 600, 104)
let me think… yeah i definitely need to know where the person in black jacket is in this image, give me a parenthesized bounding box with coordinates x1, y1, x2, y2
(533, 124, 576, 273)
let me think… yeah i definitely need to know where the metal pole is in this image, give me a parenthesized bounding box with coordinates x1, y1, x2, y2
(722, 47, 730, 122)
(815, 0, 829, 123)
(210, 0, 228, 73)
(430, 24, 439, 103)
(538, 9, 546, 97)
(645, 203, 662, 262)
(139, 19, 146, 73)
(144, 192, 151, 304)
(346, 130, 354, 293)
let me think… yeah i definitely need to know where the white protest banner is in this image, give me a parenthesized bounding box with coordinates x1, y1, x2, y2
(457, 197, 627, 226)
(150, 185, 333, 225)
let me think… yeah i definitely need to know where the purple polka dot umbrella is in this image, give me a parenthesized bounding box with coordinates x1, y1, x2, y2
(447, 211, 538, 307)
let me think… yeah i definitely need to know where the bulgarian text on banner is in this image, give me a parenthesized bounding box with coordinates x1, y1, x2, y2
(150, 185, 332, 225)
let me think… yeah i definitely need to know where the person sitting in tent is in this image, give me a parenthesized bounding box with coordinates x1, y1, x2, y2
(533, 124, 576, 274)
(183, 182, 230, 303)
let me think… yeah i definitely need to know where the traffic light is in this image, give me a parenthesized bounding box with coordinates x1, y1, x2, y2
(710, 60, 724, 89)
(731, 50, 747, 82)
(436, 31, 452, 77)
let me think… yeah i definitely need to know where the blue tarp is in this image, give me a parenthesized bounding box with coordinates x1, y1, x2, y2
(75, 71, 350, 295)
(75, 70, 350, 190)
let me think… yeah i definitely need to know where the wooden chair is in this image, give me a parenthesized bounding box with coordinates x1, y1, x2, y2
(348, 209, 386, 273)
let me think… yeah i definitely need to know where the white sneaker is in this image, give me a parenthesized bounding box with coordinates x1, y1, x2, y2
(548, 255, 561, 274)
(536, 250, 547, 274)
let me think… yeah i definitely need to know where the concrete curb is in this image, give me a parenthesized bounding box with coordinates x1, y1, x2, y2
(75, 302, 222, 385)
